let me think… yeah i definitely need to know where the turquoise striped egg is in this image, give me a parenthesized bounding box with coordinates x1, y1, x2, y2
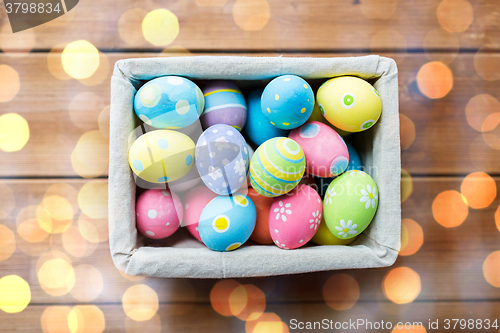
(249, 137, 306, 197)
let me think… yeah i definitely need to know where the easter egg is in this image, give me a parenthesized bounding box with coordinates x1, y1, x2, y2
(183, 186, 217, 242)
(199, 194, 257, 251)
(311, 217, 357, 245)
(269, 184, 322, 249)
(136, 189, 183, 239)
(244, 89, 289, 146)
(247, 188, 274, 244)
(308, 103, 351, 137)
(168, 166, 201, 193)
(134, 76, 204, 129)
(201, 80, 247, 131)
(323, 170, 379, 239)
(129, 130, 195, 183)
(195, 124, 249, 195)
(261, 75, 314, 130)
(316, 76, 382, 132)
(249, 137, 305, 197)
(346, 142, 363, 171)
(289, 121, 349, 177)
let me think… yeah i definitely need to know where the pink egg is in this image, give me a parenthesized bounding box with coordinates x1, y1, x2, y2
(136, 189, 183, 239)
(269, 184, 322, 249)
(183, 186, 217, 242)
(289, 121, 349, 177)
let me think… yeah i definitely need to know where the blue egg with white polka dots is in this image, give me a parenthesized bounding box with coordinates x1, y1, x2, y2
(199, 194, 257, 251)
(134, 76, 205, 129)
(261, 75, 315, 130)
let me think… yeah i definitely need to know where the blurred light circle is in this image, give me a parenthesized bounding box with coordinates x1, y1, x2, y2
(62, 225, 97, 258)
(416, 61, 453, 99)
(122, 284, 159, 321)
(399, 114, 416, 150)
(400, 219, 424, 256)
(44, 183, 79, 213)
(37, 204, 72, 234)
(474, 45, 500, 81)
(483, 251, 500, 288)
(37, 258, 75, 296)
(71, 131, 109, 179)
(465, 94, 500, 132)
(423, 28, 459, 64)
(0, 24, 36, 57)
(47, 43, 72, 81)
(78, 181, 108, 219)
(68, 92, 105, 130)
(195, 0, 228, 6)
(437, 0, 474, 33)
(77, 214, 109, 243)
(43, 195, 74, 221)
(41, 306, 72, 333)
(496, 205, 500, 233)
(69, 265, 103, 302)
(119, 8, 148, 46)
(0, 183, 15, 218)
(67, 305, 105, 333)
(432, 190, 468, 228)
(210, 280, 241, 316)
(17, 217, 49, 243)
(79, 52, 111, 87)
(0, 275, 31, 313)
(0, 65, 20, 103)
(460, 172, 496, 209)
(245, 312, 288, 333)
(359, 0, 398, 20)
(0, 113, 29, 152)
(0, 224, 16, 261)
(142, 9, 179, 46)
(161, 45, 191, 57)
(382, 267, 421, 304)
(230, 284, 266, 321)
(62, 40, 100, 79)
(323, 273, 360, 311)
(232, 0, 271, 31)
(401, 169, 413, 203)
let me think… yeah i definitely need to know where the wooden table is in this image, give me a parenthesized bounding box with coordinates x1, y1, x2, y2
(0, 0, 499, 332)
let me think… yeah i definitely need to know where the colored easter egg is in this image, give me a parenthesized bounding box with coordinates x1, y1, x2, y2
(129, 130, 195, 183)
(311, 217, 357, 245)
(289, 121, 349, 177)
(247, 188, 274, 244)
(136, 189, 183, 239)
(249, 137, 305, 197)
(168, 166, 201, 193)
(134, 76, 204, 129)
(316, 76, 382, 132)
(244, 89, 289, 146)
(308, 103, 351, 137)
(183, 186, 218, 242)
(261, 75, 314, 130)
(201, 80, 247, 131)
(323, 170, 379, 239)
(195, 124, 249, 195)
(199, 194, 257, 251)
(269, 184, 322, 249)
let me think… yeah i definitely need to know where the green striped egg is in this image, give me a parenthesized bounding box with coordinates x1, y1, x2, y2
(249, 137, 305, 197)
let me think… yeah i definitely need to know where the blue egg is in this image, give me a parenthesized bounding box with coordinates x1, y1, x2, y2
(243, 89, 290, 146)
(134, 76, 205, 129)
(261, 75, 315, 130)
(199, 194, 257, 251)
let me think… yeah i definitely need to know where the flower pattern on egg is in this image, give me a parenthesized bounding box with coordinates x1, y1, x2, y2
(274, 201, 292, 222)
(309, 210, 321, 230)
(348, 170, 365, 177)
(325, 188, 336, 205)
(335, 219, 358, 238)
(234, 158, 247, 176)
(360, 184, 377, 209)
(208, 166, 222, 180)
(215, 137, 229, 151)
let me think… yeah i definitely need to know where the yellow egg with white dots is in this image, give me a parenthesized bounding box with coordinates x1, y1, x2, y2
(128, 130, 195, 183)
(316, 76, 382, 132)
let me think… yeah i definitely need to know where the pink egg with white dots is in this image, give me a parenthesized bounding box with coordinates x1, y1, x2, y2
(289, 121, 349, 177)
(183, 186, 217, 242)
(269, 184, 322, 249)
(136, 189, 183, 239)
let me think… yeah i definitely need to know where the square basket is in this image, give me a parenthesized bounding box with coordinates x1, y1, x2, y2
(108, 55, 401, 278)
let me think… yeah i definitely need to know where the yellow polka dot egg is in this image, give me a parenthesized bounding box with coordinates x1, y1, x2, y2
(316, 76, 382, 132)
(198, 194, 257, 252)
(129, 130, 195, 183)
(134, 76, 204, 129)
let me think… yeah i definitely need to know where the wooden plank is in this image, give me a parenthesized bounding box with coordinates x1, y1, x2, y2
(1, 177, 499, 306)
(1, 52, 499, 177)
(0, 0, 498, 51)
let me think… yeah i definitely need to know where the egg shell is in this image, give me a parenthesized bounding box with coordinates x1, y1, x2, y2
(136, 189, 183, 239)
(195, 124, 249, 195)
(311, 217, 357, 245)
(200, 80, 247, 131)
(183, 186, 218, 242)
(249, 137, 305, 197)
(308, 102, 351, 137)
(134, 76, 204, 129)
(247, 188, 274, 244)
(199, 194, 257, 251)
(316, 76, 382, 132)
(323, 170, 379, 240)
(129, 130, 195, 183)
(346, 142, 363, 171)
(243, 89, 290, 146)
(269, 184, 323, 249)
(167, 165, 201, 193)
(289, 121, 349, 177)
(261, 75, 315, 130)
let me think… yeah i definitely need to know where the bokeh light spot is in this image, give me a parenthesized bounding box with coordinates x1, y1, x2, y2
(423, 28, 459, 64)
(245, 312, 289, 333)
(432, 190, 468, 227)
(17, 218, 49, 243)
(37, 255, 75, 297)
(44, 183, 79, 213)
(400, 219, 424, 256)
(0, 113, 29, 152)
(0, 65, 20, 103)
(43, 195, 74, 221)
(67, 305, 105, 333)
(232, 0, 271, 31)
(495, 205, 500, 233)
(142, 9, 179, 46)
(460, 172, 496, 209)
(211, 280, 241, 316)
(37, 203, 72, 234)
(230, 284, 266, 321)
(71, 131, 109, 178)
(122, 284, 159, 321)
(69, 265, 103, 302)
(465, 94, 500, 132)
(0, 183, 15, 218)
(474, 45, 500, 81)
(119, 9, 148, 46)
(47, 43, 72, 81)
(77, 213, 109, 243)
(416, 61, 453, 99)
(41, 306, 72, 333)
(78, 181, 108, 219)
(401, 169, 413, 203)
(400, 114, 416, 150)
(0, 275, 31, 313)
(483, 251, 500, 288)
(323, 273, 360, 311)
(62, 225, 97, 258)
(437, 0, 474, 33)
(382, 267, 421, 304)
(0, 225, 16, 261)
(79, 52, 111, 87)
(62, 40, 100, 79)
(161, 45, 192, 57)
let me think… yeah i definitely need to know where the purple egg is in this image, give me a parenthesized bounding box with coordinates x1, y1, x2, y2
(200, 81, 247, 131)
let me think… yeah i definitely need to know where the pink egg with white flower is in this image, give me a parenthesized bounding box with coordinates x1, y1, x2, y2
(269, 184, 323, 249)
(183, 185, 217, 242)
(289, 121, 349, 177)
(136, 189, 183, 239)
